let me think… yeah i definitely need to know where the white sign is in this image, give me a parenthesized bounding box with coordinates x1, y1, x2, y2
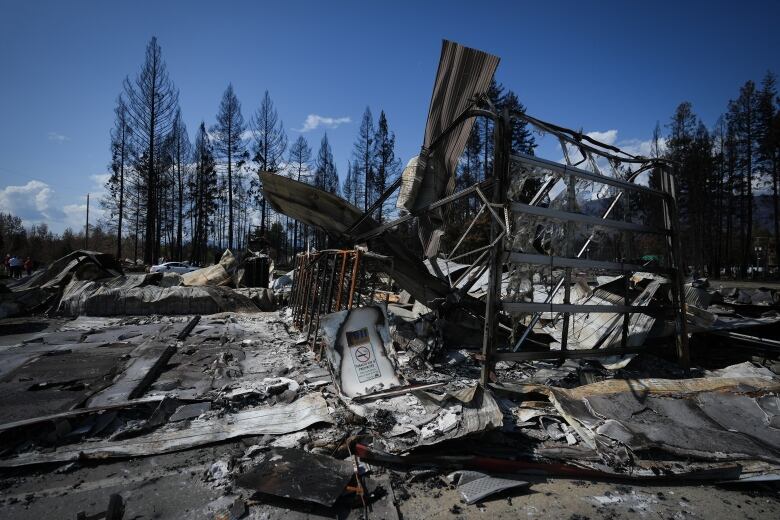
(346, 327, 381, 383)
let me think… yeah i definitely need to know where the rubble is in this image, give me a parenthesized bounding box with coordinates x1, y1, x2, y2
(0, 392, 332, 467)
(1, 287, 779, 517)
(181, 249, 237, 287)
(448, 470, 529, 505)
(0, 250, 122, 319)
(1, 249, 276, 321)
(236, 447, 355, 507)
(2, 39, 780, 520)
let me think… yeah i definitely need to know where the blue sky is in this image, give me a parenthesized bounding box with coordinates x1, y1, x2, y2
(1, 0, 778, 232)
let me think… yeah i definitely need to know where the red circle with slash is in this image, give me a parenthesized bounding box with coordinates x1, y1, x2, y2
(355, 346, 371, 362)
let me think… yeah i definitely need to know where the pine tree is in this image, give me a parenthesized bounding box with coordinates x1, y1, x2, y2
(667, 103, 697, 213)
(168, 109, 190, 260)
(651, 121, 664, 159)
(189, 122, 218, 265)
(500, 90, 536, 155)
(315, 133, 338, 194)
(123, 37, 179, 264)
(479, 79, 504, 180)
(666, 102, 699, 269)
(352, 107, 374, 210)
(104, 95, 133, 260)
(251, 91, 287, 233)
(212, 84, 246, 250)
(457, 120, 482, 215)
(313, 133, 338, 248)
(645, 121, 665, 204)
(342, 161, 354, 205)
(287, 135, 312, 255)
(372, 110, 401, 222)
(691, 121, 714, 272)
(155, 129, 175, 260)
(475, 81, 536, 178)
(350, 160, 361, 205)
(758, 72, 780, 268)
(727, 81, 761, 276)
(710, 117, 728, 276)
(288, 135, 312, 182)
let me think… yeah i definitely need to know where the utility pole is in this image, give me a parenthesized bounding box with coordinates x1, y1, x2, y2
(85, 193, 90, 250)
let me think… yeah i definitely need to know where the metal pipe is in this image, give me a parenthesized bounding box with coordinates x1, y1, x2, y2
(347, 249, 361, 309)
(344, 177, 403, 236)
(511, 153, 666, 199)
(446, 203, 487, 261)
(480, 109, 510, 385)
(334, 251, 348, 311)
(475, 187, 506, 231)
(325, 251, 338, 314)
(351, 179, 494, 242)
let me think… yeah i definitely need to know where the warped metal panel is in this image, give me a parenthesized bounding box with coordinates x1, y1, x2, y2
(0, 393, 334, 467)
(421, 40, 500, 188)
(260, 172, 463, 308)
(412, 40, 499, 256)
(261, 172, 360, 236)
(235, 448, 354, 507)
(548, 376, 780, 464)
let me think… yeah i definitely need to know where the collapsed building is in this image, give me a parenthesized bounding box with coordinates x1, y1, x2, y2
(1, 40, 780, 519)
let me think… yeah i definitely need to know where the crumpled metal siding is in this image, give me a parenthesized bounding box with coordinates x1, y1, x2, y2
(397, 40, 499, 256)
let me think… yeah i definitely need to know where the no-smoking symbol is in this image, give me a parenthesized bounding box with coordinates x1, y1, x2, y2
(355, 346, 371, 363)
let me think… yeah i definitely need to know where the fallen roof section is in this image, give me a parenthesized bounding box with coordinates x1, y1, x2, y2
(0, 393, 333, 467)
(261, 172, 469, 309)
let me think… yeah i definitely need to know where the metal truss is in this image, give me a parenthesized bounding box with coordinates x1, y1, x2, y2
(342, 106, 689, 385)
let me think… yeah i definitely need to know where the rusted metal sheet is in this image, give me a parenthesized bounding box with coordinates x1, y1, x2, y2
(290, 249, 362, 342)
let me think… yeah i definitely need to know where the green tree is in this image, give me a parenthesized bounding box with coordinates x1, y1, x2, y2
(500, 90, 536, 156)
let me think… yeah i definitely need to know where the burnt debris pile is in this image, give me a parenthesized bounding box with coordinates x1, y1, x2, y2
(2, 40, 780, 519)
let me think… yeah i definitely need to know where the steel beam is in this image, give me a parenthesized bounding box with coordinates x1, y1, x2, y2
(510, 202, 669, 235)
(502, 302, 665, 315)
(511, 153, 666, 199)
(494, 346, 648, 362)
(507, 252, 671, 274)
